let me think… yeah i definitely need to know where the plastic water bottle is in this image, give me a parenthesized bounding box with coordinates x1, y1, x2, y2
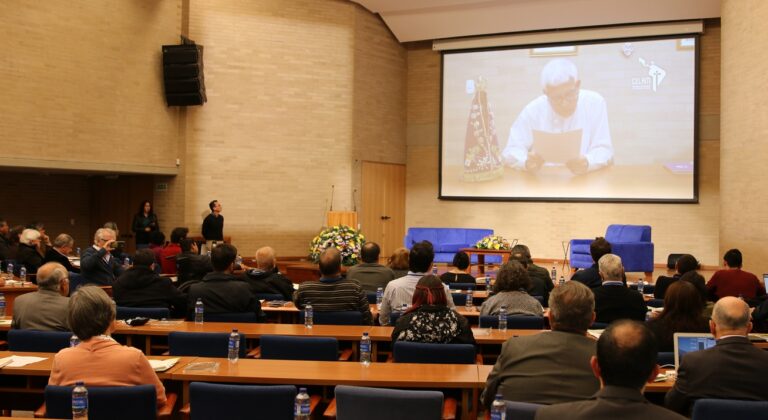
(194, 298, 204, 324)
(432, 265, 438, 276)
(401, 303, 408, 313)
(72, 381, 88, 419)
(304, 304, 313, 329)
(76, 247, 81, 258)
(295, 387, 310, 420)
(485, 276, 491, 291)
(498, 305, 508, 331)
(465, 289, 473, 310)
(123, 257, 130, 268)
(360, 332, 371, 366)
(70, 334, 80, 347)
(558, 275, 565, 287)
(228, 329, 240, 364)
(490, 394, 506, 420)
(0, 293, 5, 317)
(376, 287, 383, 310)
(235, 255, 243, 267)
(637, 278, 645, 294)
(551, 266, 557, 283)
(19, 266, 27, 284)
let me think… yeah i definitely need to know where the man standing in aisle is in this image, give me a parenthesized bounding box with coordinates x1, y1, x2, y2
(201, 200, 224, 248)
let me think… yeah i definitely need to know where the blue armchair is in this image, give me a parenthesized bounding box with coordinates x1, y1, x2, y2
(570, 224, 654, 273)
(403, 227, 500, 264)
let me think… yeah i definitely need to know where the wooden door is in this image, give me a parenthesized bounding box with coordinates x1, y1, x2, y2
(361, 161, 406, 260)
(89, 176, 154, 254)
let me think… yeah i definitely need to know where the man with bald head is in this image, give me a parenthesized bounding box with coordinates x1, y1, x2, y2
(244, 246, 294, 300)
(346, 242, 395, 293)
(665, 296, 768, 414)
(537, 320, 685, 420)
(12, 262, 70, 331)
(294, 247, 372, 324)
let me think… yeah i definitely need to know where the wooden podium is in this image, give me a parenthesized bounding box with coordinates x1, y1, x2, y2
(326, 211, 358, 228)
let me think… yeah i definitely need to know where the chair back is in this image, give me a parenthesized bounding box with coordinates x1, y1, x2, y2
(647, 298, 664, 308)
(366, 292, 378, 304)
(451, 291, 472, 306)
(393, 341, 476, 364)
(168, 331, 247, 358)
(205, 312, 260, 323)
(190, 382, 296, 420)
(389, 310, 403, 325)
(116, 306, 170, 320)
(447, 282, 476, 290)
(590, 321, 609, 329)
(479, 315, 545, 329)
(505, 400, 543, 420)
(260, 335, 339, 361)
(335, 385, 443, 420)
(299, 310, 363, 326)
(44, 384, 157, 420)
(68, 272, 88, 296)
(8, 329, 72, 353)
(691, 398, 768, 420)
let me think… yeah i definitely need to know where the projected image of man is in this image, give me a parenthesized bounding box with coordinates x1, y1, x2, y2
(502, 58, 613, 174)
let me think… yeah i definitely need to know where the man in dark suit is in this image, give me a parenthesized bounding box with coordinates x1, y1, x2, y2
(186, 243, 262, 320)
(79, 228, 123, 285)
(593, 254, 647, 323)
(510, 244, 553, 305)
(43, 233, 77, 273)
(665, 296, 768, 415)
(571, 237, 611, 289)
(113, 249, 187, 318)
(536, 320, 686, 420)
(482, 281, 600, 407)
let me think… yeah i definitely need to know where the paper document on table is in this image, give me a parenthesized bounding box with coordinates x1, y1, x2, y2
(0, 355, 47, 368)
(183, 362, 220, 373)
(149, 358, 180, 372)
(0, 319, 11, 326)
(587, 329, 604, 339)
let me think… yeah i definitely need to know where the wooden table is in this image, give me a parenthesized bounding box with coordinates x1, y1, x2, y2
(460, 248, 511, 275)
(171, 357, 483, 419)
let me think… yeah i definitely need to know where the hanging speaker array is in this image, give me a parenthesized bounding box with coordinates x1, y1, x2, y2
(162, 43, 207, 106)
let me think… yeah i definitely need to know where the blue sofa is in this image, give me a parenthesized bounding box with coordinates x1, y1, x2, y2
(569, 224, 654, 273)
(404, 227, 500, 264)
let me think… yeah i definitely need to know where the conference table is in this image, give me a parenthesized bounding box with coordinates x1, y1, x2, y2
(0, 281, 38, 316)
(261, 302, 485, 324)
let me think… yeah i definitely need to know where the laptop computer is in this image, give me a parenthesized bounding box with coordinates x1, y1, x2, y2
(673, 332, 716, 370)
(531, 129, 582, 166)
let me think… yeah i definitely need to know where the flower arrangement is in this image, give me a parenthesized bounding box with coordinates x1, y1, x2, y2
(309, 225, 366, 266)
(475, 234, 512, 250)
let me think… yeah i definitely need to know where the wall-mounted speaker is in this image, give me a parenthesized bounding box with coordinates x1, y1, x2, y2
(162, 44, 207, 106)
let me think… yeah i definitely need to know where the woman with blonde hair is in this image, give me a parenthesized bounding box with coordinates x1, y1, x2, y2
(387, 247, 410, 278)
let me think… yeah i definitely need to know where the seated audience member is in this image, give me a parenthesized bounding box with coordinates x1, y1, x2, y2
(483, 281, 599, 406)
(5, 225, 23, 261)
(387, 247, 410, 279)
(593, 254, 647, 324)
(379, 241, 455, 326)
(480, 261, 543, 317)
(646, 281, 709, 352)
(48, 286, 166, 406)
(160, 227, 188, 274)
(44, 233, 77, 273)
(102, 221, 127, 262)
(678, 271, 712, 317)
(440, 251, 475, 285)
(654, 254, 698, 299)
(511, 244, 553, 301)
(294, 248, 372, 324)
(80, 228, 123, 285)
(176, 239, 213, 284)
(346, 242, 396, 292)
(12, 262, 69, 331)
(665, 297, 768, 415)
(16, 228, 44, 276)
(391, 275, 475, 345)
(28, 221, 52, 256)
(571, 237, 611, 289)
(243, 246, 294, 300)
(706, 248, 765, 302)
(537, 320, 686, 420)
(0, 218, 10, 262)
(148, 231, 166, 269)
(186, 244, 262, 320)
(113, 249, 187, 318)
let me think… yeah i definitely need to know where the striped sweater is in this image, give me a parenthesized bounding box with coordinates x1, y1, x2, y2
(293, 276, 373, 325)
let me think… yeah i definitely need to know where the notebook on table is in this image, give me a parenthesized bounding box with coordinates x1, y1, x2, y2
(673, 332, 716, 370)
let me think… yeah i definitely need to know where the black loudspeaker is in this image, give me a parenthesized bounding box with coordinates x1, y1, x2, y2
(667, 253, 684, 269)
(162, 44, 207, 106)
